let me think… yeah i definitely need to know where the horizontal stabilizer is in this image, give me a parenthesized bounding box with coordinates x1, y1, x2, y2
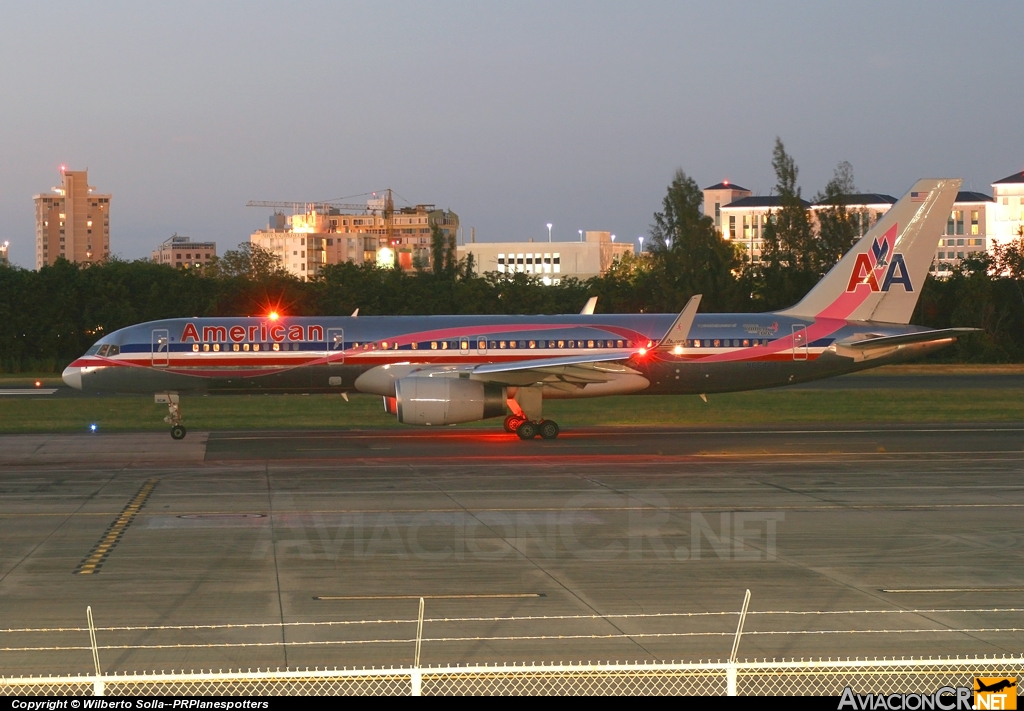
(840, 328, 980, 349)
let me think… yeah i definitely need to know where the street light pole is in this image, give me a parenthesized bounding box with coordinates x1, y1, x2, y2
(578, 229, 583, 243)
(638, 236, 644, 253)
(547, 223, 552, 243)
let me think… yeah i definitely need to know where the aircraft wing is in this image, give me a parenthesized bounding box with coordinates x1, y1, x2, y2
(469, 351, 642, 388)
(472, 350, 636, 375)
(468, 296, 701, 387)
(839, 328, 981, 349)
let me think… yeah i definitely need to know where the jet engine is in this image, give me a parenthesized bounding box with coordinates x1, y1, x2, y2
(394, 376, 505, 426)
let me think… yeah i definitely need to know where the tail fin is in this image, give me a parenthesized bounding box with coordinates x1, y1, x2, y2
(780, 178, 961, 324)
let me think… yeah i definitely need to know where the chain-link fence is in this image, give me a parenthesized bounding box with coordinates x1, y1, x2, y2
(3, 658, 1023, 696)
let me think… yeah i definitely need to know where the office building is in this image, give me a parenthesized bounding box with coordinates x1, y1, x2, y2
(703, 181, 996, 270)
(152, 234, 218, 268)
(458, 231, 634, 284)
(991, 170, 1024, 247)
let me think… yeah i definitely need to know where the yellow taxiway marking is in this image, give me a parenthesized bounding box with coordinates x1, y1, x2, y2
(314, 593, 544, 601)
(73, 479, 158, 575)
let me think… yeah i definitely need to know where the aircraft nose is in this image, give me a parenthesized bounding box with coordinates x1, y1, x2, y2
(62, 366, 82, 390)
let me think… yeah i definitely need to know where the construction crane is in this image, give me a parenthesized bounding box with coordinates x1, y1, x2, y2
(245, 189, 396, 217)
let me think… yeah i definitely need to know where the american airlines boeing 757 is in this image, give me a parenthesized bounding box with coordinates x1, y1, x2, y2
(63, 179, 975, 440)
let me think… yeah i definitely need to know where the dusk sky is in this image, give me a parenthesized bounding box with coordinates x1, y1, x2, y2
(2, 1, 1022, 268)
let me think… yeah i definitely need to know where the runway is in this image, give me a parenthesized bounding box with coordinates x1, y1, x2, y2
(1, 424, 1023, 676)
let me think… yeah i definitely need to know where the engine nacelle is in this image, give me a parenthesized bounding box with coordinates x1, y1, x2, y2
(395, 376, 505, 425)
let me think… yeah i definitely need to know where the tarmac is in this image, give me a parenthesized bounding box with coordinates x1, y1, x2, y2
(1, 423, 1023, 676)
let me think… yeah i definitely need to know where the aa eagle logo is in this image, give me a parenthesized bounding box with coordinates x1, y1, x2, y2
(845, 232, 913, 293)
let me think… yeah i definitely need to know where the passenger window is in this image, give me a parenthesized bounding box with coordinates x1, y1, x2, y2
(713, 339, 720, 347)
(461, 339, 469, 350)
(488, 341, 497, 349)
(272, 343, 279, 351)
(568, 340, 575, 348)
(693, 340, 701, 348)
(254, 343, 261, 351)
(213, 344, 221, 352)
(742, 339, 750, 347)
(587, 340, 594, 348)
(617, 340, 624, 348)
(233, 344, 240, 352)
(431, 341, 438, 350)
(557, 340, 565, 348)
(441, 341, 449, 350)
(411, 342, 418, 350)
(478, 339, 486, 350)
(243, 344, 250, 351)
(192, 344, 199, 352)
(529, 340, 536, 348)
(203, 344, 210, 352)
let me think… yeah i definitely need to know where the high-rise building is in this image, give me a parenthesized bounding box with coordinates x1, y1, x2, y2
(34, 168, 110, 270)
(152, 234, 218, 268)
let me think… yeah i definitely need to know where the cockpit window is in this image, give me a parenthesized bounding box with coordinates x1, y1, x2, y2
(97, 345, 110, 356)
(86, 345, 101, 356)
(108, 345, 120, 356)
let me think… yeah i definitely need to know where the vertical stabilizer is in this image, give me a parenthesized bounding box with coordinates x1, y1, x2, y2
(780, 178, 960, 324)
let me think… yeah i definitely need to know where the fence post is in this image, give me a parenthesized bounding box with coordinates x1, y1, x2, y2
(87, 606, 104, 696)
(411, 597, 424, 696)
(726, 589, 751, 697)
(726, 664, 737, 697)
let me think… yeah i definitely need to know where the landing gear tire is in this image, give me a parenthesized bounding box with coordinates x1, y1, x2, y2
(539, 420, 560, 440)
(170, 425, 187, 440)
(516, 421, 538, 440)
(504, 415, 525, 433)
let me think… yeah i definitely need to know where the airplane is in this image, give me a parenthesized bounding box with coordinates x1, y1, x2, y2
(63, 179, 977, 441)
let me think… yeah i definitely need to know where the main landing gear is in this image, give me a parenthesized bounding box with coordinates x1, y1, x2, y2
(156, 393, 187, 440)
(503, 415, 560, 440)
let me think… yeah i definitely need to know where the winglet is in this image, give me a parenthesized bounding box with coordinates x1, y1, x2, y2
(351, 308, 359, 317)
(580, 297, 598, 315)
(659, 294, 701, 346)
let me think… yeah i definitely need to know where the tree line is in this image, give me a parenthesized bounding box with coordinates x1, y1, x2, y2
(2, 138, 1023, 372)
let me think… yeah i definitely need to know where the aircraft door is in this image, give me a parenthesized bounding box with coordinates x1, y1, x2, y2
(327, 328, 344, 365)
(152, 329, 170, 367)
(791, 324, 808, 361)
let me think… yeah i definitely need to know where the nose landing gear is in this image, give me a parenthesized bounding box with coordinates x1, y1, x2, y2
(156, 393, 186, 440)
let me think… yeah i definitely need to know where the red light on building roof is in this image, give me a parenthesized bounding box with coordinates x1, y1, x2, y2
(723, 179, 729, 185)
